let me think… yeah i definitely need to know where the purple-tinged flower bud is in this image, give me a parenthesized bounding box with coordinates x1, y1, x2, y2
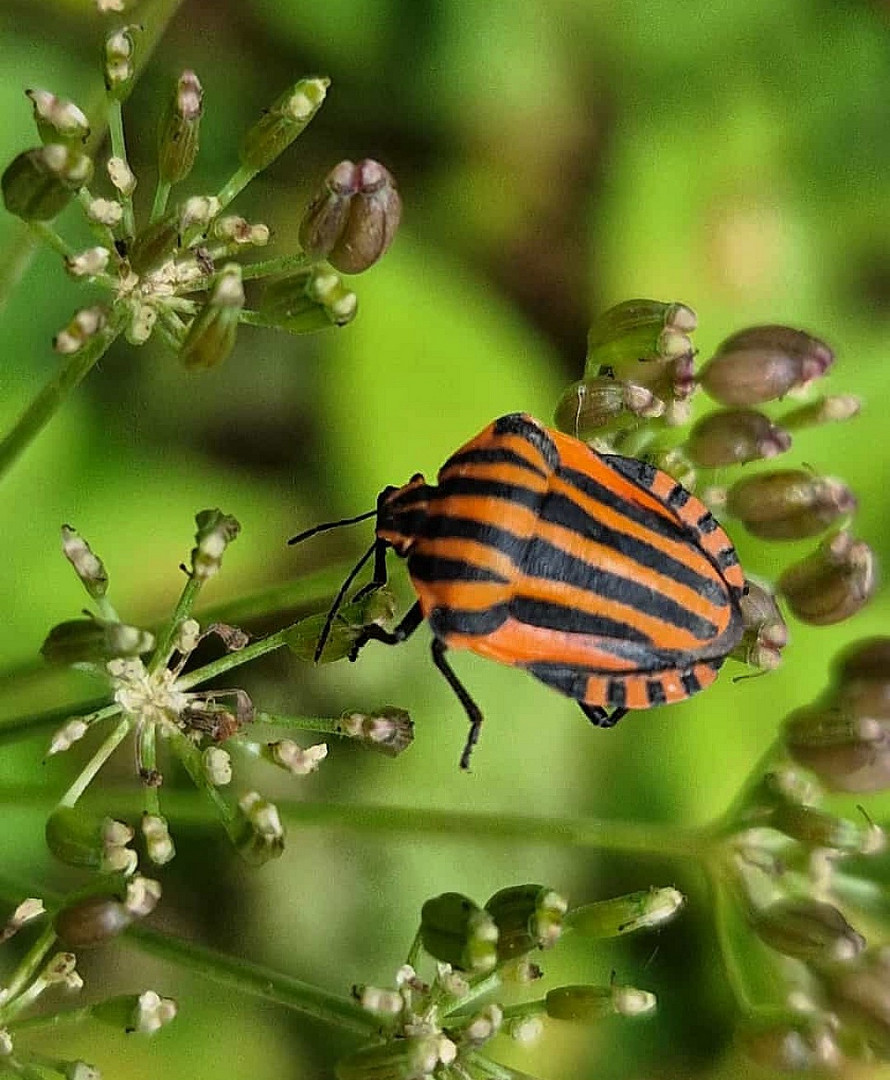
(339, 705, 414, 756)
(189, 508, 241, 579)
(566, 887, 684, 939)
(420, 893, 498, 974)
(104, 26, 139, 98)
(335, 1036, 442, 1080)
(157, 71, 203, 185)
(737, 1012, 843, 1072)
(60, 525, 107, 599)
(26, 89, 90, 146)
(53, 306, 108, 355)
(699, 325, 834, 406)
(54, 896, 133, 949)
(553, 376, 664, 441)
(685, 408, 791, 467)
(483, 885, 567, 960)
(751, 898, 865, 964)
(726, 470, 856, 541)
(300, 159, 402, 274)
(2, 144, 93, 221)
(546, 983, 656, 1022)
(785, 703, 890, 793)
(781, 394, 861, 430)
(779, 531, 876, 626)
(823, 947, 890, 1055)
(239, 77, 329, 174)
(179, 265, 244, 370)
(233, 792, 285, 866)
(732, 581, 788, 671)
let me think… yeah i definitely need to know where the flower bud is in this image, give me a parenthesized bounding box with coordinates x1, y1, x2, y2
(189, 508, 241, 579)
(157, 71, 203, 185)
(461, 1004, 503, 1046)
(768, 801, 884, 855)
(355, 985, 403, 1016)
(265, 739, 328, 776)
(61, 516, 109, 593)
(43, 952, 80, 986)
(2, 898, 45, 941)
(781, 393, 862, 430)
(26, 89, 90, 146)
(483, 885, 567, 960)
(85, 197, 123, 228)
(239, 77, 329, 173)
(732, 581, 788, 671)
(203, 746, 232, 785)
(586, 299, 696, 374)
(726, 470, 856, 540)
(339, 706, 414, 756)
(335, 1036, 442, 1080)
(92, 990, 177, 1034)
(179, 265, 244, 370)
(737, 1012, 843, 1072)
(47, 717, 90, 757)
(698, 325, 834, 406)
(685, 408, 791, 467)
(832, 637, 890, 719)
(124, 875, 162, 918)
(212, 215, 270, 246)
(566, 886, 684, 939)
(2, 144, 93, 221)
(54, 896, 133, 949)
(785, 702, 890, 793)
(45, 808, 137, 874)
(285, 589, 396, 663)
(300, 159, 401, 274)
(546, 983, 656, 1022)
(65, 247, 111, 279)
(779, 531, 876, 626)
(233, 792, 285, 866)
(179, 194, 220, 235)
(65, 1061, 100, 1080)
(53, 306, 108, 355)
(419, 893, 498, 974)
(141, 814, 175, 865)
(552, 376, 664, 442)
(107, 156, 136, 197)
(104, 26, 138, 98)
(260, 267, 358, 332)
(751, 898, 865, 964)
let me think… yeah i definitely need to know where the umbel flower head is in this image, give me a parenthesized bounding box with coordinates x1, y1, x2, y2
(1, 23, 402, 378)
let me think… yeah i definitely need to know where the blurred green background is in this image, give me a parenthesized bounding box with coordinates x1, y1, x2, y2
(2, 0, 890, 1077)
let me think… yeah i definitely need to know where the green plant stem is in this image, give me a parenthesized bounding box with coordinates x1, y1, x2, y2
(465, 1054, 517, 1080)
(0, 313, 124, 485)
(215, 165, 258, 210)
(138, 723, 161, 816)
(240, 251, 312, 282)
(148, 573, 203, 674)
(108, 101, 135, 238)
(706, 733, 786, 839)
(126, 923, 376, 1034)
(167, 727, 235, 829)
(254, 712, 344, 736)
(7, 1005, 93, 1034)
(706, 863, 756, 1014)
(28, 223, 71, 259)
(0, 698, 115, 746)
(150, 179, 172, 224)
(176, 625, 295, 690)
(1, 924, 57, 1010)
(58, 716, 131, 808)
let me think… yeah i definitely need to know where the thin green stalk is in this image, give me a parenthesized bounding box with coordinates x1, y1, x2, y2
(240, 251, 312, 282)
(176, 625, 295, 690)
(108, 101, 135, 238)
(150, 178, 172, 224)
(0, 313, 124, 485)
(7, 1006, 93, 1034)
(58, 716, 131, 808)
(706, 733, 786, 840)
(28, 223, 71, 259)
(1, 924, 57, 1008)
(138, 722, 161, 816)
(126, 922, 376, 1034)
(215, 165, 258, 210)
(254, 712, 344, 736)
(167, 727, 236, 831)
(148, 573, 203, 674)
(0, 699, 116, 746)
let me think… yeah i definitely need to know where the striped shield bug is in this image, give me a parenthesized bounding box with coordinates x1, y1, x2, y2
(290, 413, 746, 768)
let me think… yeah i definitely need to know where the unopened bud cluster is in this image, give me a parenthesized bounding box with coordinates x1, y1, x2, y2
(2, 41, 401, 377)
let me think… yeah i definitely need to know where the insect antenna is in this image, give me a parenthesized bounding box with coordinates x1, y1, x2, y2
(314, 538, 379, 663)
(287, 508, 377, 546)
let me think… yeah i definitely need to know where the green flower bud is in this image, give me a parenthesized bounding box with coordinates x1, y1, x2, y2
(553, 376, 664, 441)
(93, 990, 177, 1034)
(586, 299, 696, 375)
(189, 508, 241, 579)
(339, 706, 414, 756)
(239, 77, 329, 174)
(779, 530, 876, 626)
(40, 617, 154, 666)
(157, 70, 203, 185)
(45, 808, 136, 874)
(285, 589, 396, 663)
(54, 895, 133, 949)
(179, 264, 244, 370)
(726, 470, 856, 541)
(785, 702, 890, 793)
(420, 893, 498, 974)
(335, 1036, 442, 1080)
(685, 408, 791, 467)
(233, 792, 285, 866)
(566, 886, 684, 939)
(260, 267, 358, 331)
(732, 581, 788, 671)
(26, 89, 90, 146)
(751, 898, 865, 964)
(300, 159, 401, 274)
(483, 885, 567, 960)
(768, 801, 884, 855)
(2, 144, 93, 221)
(546, 983, 656, 1022)
(699, 325, 834, 406)
(737, 1012, 843, 1072)
(53, 306, 108, 355)
(104, 26, 138, 98)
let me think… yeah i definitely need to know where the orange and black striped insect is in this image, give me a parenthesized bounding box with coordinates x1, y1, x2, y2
(290, 413, 746, 768)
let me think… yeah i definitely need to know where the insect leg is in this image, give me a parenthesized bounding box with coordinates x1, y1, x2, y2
(349, 600, 423, 659)
(430, 638, 484, 770)
(579, 702, 628, 728)
(353, 538, 390, 602)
